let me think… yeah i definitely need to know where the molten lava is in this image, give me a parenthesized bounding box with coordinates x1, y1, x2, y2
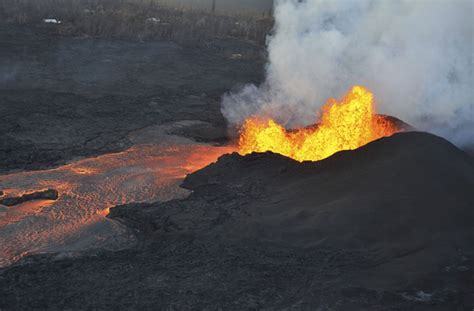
(238, 86, 399, 162)
(0, 143, 235, 267)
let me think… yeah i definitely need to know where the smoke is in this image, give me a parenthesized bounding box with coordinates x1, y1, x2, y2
(222, 0, 473, 145)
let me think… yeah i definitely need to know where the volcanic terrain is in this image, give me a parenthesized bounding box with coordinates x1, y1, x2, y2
(0, 14, 473, 311)
(1, 131, 473, 310)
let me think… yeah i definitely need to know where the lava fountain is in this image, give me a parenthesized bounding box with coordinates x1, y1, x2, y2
(238, 86, 399, 162)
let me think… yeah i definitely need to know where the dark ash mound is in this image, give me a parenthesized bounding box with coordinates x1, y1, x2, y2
(1, 132, 473, 310)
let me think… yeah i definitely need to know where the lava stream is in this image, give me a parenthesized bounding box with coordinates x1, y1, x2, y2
(0, 144, 235, 267)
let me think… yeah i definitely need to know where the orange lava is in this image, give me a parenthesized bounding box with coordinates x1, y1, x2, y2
(238, 86, 399, 162)
(0, 143, 235, 267)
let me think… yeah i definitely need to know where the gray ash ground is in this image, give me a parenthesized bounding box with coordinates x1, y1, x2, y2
(0, 23, 473, 310)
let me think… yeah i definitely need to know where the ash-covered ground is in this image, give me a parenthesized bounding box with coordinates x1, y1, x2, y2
(0, 23, 473, 310)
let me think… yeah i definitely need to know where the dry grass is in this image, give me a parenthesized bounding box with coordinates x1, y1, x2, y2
(0, 0, 273, 45)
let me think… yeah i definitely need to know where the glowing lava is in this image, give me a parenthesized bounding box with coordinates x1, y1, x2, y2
(238, 86, 399, 162)
(0, 143, 235, 267)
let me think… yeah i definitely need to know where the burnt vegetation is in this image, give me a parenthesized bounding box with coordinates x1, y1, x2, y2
(0, 0, 274, 45)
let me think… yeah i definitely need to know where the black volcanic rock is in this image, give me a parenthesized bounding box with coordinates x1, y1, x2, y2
(0, 189, 59, 207)
(1, 132, 473, 310)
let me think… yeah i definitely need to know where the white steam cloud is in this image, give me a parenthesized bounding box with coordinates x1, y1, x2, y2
(222, 0, 473, 145)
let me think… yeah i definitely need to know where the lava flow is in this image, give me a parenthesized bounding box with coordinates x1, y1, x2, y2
(0, 143, 234, 267)
(238, 86, 399, 162)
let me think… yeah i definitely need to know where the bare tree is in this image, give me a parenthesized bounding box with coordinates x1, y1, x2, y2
(211, 0, 216, 14)
(269, 0, 274, 17)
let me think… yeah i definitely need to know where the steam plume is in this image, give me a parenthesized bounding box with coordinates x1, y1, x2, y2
(222, 0, 473, 145)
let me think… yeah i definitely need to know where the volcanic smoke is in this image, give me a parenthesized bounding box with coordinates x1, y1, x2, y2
(222, 0, 473, 146)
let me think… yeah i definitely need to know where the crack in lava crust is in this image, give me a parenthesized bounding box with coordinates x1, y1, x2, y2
(0, 144, 235, 267)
